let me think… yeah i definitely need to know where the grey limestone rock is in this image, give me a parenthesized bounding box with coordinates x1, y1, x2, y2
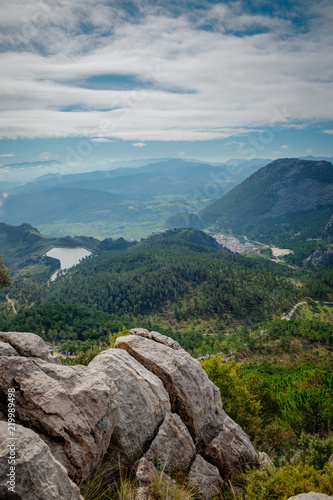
(0, 331, 59, 364)
(135, 457, 175, 486)
(0, 355, 118, 480)
(89, 348, 171, 451)
(145, 413, 196, 473)
(135, 457, 159, 486)
(0, 341, 19, 357)
(287, 494, 333, 500)
(187, 454, 223, 499)
(258, 451, 275, 470)
(0, 421, 83, 500)
(204, 416, 258, 478)
(0, 328, 260, 497)
(115, 334, 226, 450)
(130, 328, 185, 350)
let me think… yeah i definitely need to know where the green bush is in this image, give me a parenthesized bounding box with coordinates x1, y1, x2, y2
(61, 345, 103, 366)
(201, 357, 262, 439)
(243, 462, 333, 500)
(289, 432, 333, 470)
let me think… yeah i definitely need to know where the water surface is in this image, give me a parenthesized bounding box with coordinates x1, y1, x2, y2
(46, 247, 92, 281)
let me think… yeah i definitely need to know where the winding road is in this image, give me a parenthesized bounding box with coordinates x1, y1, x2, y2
(281, 301, 333, 321)
(6, 294, 17, 314)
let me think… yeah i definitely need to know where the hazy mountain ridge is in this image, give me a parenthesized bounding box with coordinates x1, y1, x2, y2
(0, 158, 270, 239)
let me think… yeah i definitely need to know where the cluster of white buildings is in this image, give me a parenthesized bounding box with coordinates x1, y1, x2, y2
(213, 234, 257, 254)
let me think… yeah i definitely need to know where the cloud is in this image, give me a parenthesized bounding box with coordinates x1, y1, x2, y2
(0, 1, 332, 142)
(226, 141, 244, 147)
(0, 154, 15, 157)
(132, 142, 146, 147)
(322, 129, 333, 134)
(281, 144, 290, 149)
(91, 138, 115, 143)
(32, 152, 55, 161)
(0, 192, 8, 207)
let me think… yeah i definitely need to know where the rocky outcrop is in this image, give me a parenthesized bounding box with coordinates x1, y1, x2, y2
(187, 454, 224, 499)
(0, 329, 259, 499)
(0, 421, 83, 500)
(145, 413, 196, 473)
(204, 416, 258, 478)
(0, 331, 59, 364)
(307, 250, 333, 267)
(0, 346, 118, 480)
(89, 348, 171, 451)
(322, 214, 333, 238)
(130, 327, 185, 351)
(115, 332, 227, 450)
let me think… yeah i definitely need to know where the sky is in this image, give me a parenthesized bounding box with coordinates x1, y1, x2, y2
(0, 0, 332, 177)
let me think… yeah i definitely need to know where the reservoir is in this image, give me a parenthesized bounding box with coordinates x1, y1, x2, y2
(46, 247, 92, 281)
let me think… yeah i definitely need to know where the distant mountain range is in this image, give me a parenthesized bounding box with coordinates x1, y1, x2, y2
(167, 158, 333, 242)
(0, 157, 270, 239)
(2, 155, 333, 242)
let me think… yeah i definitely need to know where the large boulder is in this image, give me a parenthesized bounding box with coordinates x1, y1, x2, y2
(0, 331, 59, 364)
(145, 413, 196, 473)
(130, 328, 185, 351)
(0, 421, 83, 500)
(89, 348, 171, 451)
(0, 355, 118, 480)
(187, 454, 223, 499)
(115, 333, 226, 450)
(204, 416, 258, 478)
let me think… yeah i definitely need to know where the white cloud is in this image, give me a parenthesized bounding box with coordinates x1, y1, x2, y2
(0, 192, 8, 207)
(0, 153, 15, 157)
(226, 141, 244, 147)
(91, 138, 114, 143)
(32, 152, 55, 161)
(322, 129, 333, 134)
(281, 144, 290, 149)
(0, 1, 332, 141)
(132, 142, 146, 147)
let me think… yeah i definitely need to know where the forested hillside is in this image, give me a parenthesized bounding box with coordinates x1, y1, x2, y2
(1, 229, 332, 348)
(189, 159, 333, 243)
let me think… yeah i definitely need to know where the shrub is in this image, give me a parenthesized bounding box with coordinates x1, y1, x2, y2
(243, 462, 333, 500)
(289, 432, 333, 470)
(201, 357, 262, 438)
